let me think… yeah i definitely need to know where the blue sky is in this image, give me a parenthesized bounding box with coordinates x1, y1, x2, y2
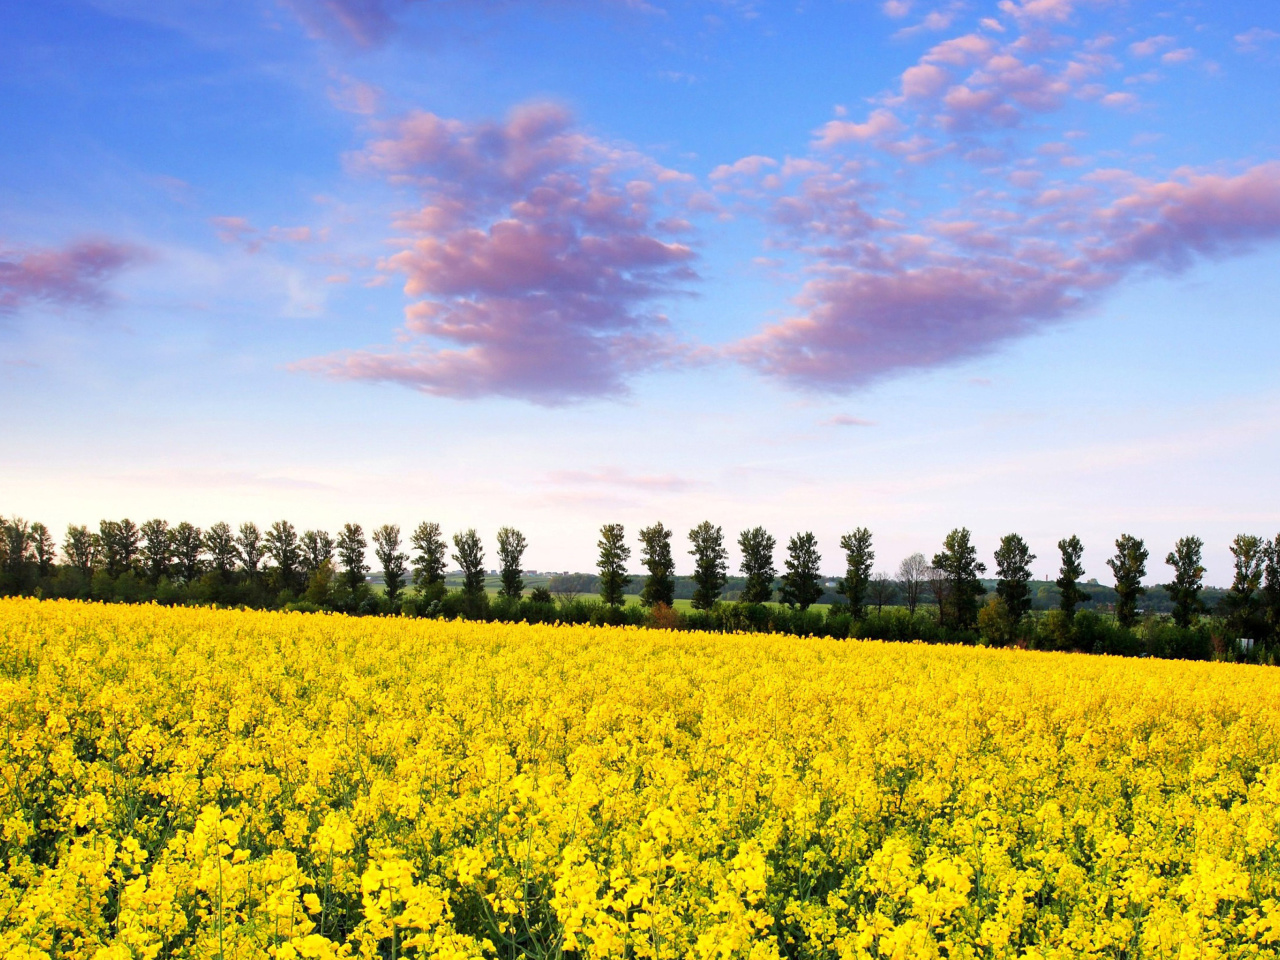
(3, 0, 1279, 583)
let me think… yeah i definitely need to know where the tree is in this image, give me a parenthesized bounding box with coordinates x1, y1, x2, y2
(100, 519, 140, 577)
(29, 523, 56, 579)
(336, 523, 369, 593)
(1222, 534, 1266, 639)
(301, 530, 335, 578)
(1106, 534, 1148, 629)
(496, 526, 528, 601)
(738, 527, 777, 604)
(994, 533, 1036, 622)
(373, 524, 408, 602)
(897, 552, 928, 615)
(868, 572, 897, 614)
(933, 528, 987, 630)
(139, 519, 173, 585)
(688, 521, 728, 610)
(1055, 535, 1089, 621)
(837, 527, 874, 618)
(171, 522, 204, 583)
(926, 565, 950, 620)
(63, 525, 100, 578)
(1164, 535, 1205, 629)
(237, 522, 264, 581)
(638, 523, 676, 607)
(780, 532, 823, 610)
(205, 522, 238, 578)
(2, 518, 31, 580)
(264, 520, 303, 593)
(410, 522, 448, 592)
(452, 529, 486, 598)
(597, 524, 631, 607)
(1263, 537, 1280, 643)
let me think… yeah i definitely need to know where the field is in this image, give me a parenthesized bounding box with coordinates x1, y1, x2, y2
(2, 600, 1279, 959)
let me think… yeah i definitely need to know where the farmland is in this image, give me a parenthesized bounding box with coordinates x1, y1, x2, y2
(3, 597, 1280, 959)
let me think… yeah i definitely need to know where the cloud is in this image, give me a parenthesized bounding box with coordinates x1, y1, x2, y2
(826, 414, 875, 426)
(328, 76, 383, 115)
(283, 0, 661, 49)
(299, 102, 703, 404)
(210, 217, 323, 252)
(1236, 28, 1280, 54)
(546, 467, 701, 491)
(1129, 35, 1175, 58)
(282, 0, 397, 48)
(0, 239, 141, 316)
(731, 164, 1280, 391)
(813, 109, 904, 148)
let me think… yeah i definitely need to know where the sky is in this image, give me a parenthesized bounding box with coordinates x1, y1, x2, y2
(2, 0, 1279, 585)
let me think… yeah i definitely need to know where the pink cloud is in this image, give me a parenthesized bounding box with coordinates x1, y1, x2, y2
(298, 103, 703, 403)
(284, 0, 659, 49)
(827, 414, 875, 426)
(283, 0, 396, 48)
(546, 467, 701, 491)
(1236, 28, 1280, 54)
(211, 217, 322, 252)
(730, 164, 1280, 391)
(1129, 35, 1175, 58)
(996, 0, 1078, 23)
(0, 239, 140, 316)
(813, 109, 903, 148)
(328, 77, 383, 115)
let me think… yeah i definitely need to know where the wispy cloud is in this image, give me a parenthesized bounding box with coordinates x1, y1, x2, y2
(0, 239, 142, 316)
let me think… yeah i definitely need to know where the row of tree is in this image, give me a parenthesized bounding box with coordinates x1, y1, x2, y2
(2, 514, 1278, 650)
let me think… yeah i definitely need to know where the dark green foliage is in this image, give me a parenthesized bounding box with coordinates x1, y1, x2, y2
(99, 519, 140, 577)
(737, 526, 777, 604)
(62, 525, 99, 578)
(264, 520, 303, 593)
(237, 522, 264, 581)
(933, 528, 986, 630)
(1264, 537, 1280, 642)
(1222, 534, 1267, 639)
(29, 523, 55, 579)
(139, 519, 173, 585)
(994, 533, 1035, 621)
(1055, 535, 1089, 620)
(1164, 535, 1206, 628)
(1107, 534, 1148, 628)
(201, 522, 236, 578)
(638, 523, 676, 607)
(780, 531, 823, 610)
(688, 521, 728, 611)
(301, 529, 335, 578)
(496, 526, 528, 601)
(410, 522, 448, 589)
(597, 523, 631, 607)
(171, 522, 204, 583)
(1, 517, 31, 586)
(837, 527, 874, 619)
(336, 523, 369, 592)
(373, 524, 408, 602)
(529, 586, 553, 604)
(452, 528, 487, 598)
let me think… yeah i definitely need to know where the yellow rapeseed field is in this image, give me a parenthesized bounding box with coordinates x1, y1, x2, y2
(2, 599, 1280, 960)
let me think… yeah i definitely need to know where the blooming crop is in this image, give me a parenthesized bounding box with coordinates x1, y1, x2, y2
(2, 598, 1280, 958)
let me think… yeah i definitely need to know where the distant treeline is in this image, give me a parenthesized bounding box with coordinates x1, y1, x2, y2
(2, 515, 1277, 664)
